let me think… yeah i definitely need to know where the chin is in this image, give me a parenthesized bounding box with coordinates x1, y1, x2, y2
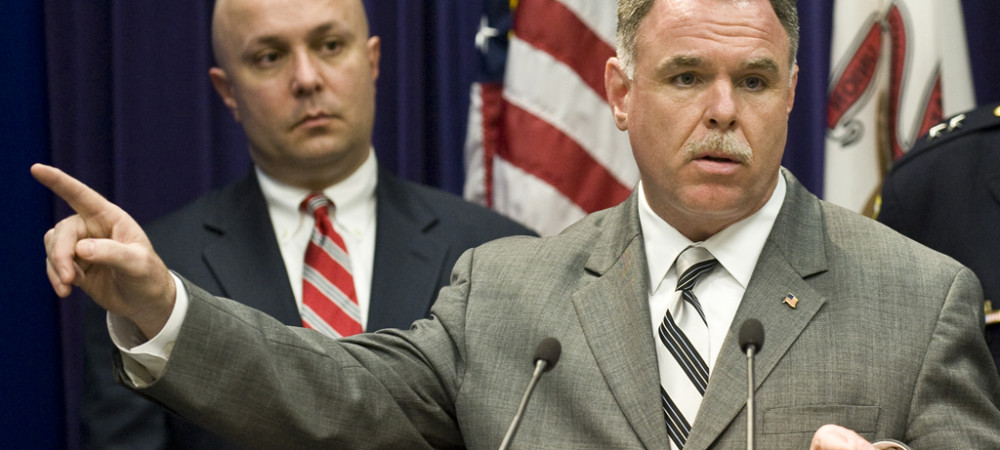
(682, 192, 754, 219)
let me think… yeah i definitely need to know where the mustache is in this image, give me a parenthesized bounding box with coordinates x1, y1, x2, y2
(683, 132, 753, 164)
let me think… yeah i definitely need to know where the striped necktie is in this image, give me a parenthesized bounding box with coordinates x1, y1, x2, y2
(658, 246, 718, 448)
(300, 193, 362, 338)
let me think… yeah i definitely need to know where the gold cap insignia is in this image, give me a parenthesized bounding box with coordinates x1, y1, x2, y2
(986, 300, 999, 326)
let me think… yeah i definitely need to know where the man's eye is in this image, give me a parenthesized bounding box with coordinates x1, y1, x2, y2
(674, 73, 697, 86)
(743, 76, 766, 90)
(255, 51, 281, 66)
(322, 40, 342, 53)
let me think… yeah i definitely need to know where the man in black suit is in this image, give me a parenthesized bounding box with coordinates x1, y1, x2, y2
(80, 0, 534, 448)
(877, 102, 1000, 374)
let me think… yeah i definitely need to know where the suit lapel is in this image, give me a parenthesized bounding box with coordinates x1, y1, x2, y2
(368, 169, 447, 331)
(201, 173, 300, 325)
(686, 170, 831, 449)
(572, 194, 673, 449)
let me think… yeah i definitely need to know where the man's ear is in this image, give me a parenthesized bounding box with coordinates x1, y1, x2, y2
(786, 63, 799, 115)
(605, 57, 631, 131)
(367, 36, 381, 82)
(208, 67, 241, 122)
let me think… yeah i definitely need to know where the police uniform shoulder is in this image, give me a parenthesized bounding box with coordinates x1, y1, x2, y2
(893, 102, 1000, 171)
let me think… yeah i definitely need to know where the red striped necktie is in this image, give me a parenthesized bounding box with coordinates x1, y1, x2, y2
(300, 193, 362, 338)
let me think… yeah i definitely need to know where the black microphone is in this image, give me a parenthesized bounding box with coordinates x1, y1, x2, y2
(498, 337, 562, 450)
(738, 319, 764, 450)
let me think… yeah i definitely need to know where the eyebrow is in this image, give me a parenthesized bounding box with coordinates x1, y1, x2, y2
(656, 55, 705, 74)
(653, 54, 782, 78)
(247, 35, 286, 50)
(305, 22, 346, 41)
(741, 57, 780, 75)
(244, 22, 348, 51)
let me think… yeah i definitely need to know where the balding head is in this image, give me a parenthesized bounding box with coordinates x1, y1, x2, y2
(206, 0, 381, 190)
(211, 0, 371, 72)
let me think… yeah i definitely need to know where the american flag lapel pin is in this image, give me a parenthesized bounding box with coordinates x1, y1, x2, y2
(783, 293, 799, 309)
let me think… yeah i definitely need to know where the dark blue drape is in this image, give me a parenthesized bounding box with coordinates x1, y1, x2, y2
(366, 1, 483, 193)
(783, 0, 835, 195)
(4, 1, 1000, 448)
(2, 2, 62, 449)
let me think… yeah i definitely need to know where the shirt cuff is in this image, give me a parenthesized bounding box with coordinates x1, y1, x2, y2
(872, 440, 910, 450)
(107, 272, 189, 387)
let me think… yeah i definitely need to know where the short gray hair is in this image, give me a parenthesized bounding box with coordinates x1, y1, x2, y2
(615, 0, 799, 78)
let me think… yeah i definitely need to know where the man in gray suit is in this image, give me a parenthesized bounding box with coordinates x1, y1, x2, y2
(35, 0, 1000, 448)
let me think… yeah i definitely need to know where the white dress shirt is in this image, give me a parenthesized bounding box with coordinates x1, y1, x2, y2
(639, 174, 785, 371)
(257, 148, 377, 328)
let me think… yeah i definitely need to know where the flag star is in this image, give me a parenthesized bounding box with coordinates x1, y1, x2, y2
(475, 15, 500, 54)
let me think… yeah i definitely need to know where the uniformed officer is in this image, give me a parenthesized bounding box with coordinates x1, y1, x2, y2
(877, 102, 1000, 374)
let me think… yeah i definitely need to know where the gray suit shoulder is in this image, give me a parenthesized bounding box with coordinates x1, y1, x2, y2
(468, 202, 625, 275)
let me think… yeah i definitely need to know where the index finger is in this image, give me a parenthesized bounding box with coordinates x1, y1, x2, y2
(31, 164, 115, 218)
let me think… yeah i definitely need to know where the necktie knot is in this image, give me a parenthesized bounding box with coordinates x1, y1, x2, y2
(302, 193, 333, 217)
(675, 246, 718, 294)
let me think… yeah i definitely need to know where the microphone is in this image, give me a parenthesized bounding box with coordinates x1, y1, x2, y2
(498, 337, 562, 450)
(738, 319, 764, 450)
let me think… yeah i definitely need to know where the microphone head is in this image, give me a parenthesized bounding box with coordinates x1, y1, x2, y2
(532, 337, 562, 372)
(738, 319, 765, 352)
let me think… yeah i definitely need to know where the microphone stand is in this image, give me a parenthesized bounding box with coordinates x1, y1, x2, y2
(744, 344, 756, 450)
(498, 360, 550, 450)
(738, 318, 764, 450)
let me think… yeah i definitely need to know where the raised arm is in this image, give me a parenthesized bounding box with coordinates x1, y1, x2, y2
(32, 163, 175, 339)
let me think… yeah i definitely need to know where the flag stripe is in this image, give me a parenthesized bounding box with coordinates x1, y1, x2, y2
(491, 157, 588, 235)
(462, 82, 489, 207)
(502, 101, 632, 213)
(513, 0, 614, 98)
(481, 82, 505, 208)
(557, 0, 617, 45)
(504, 37, 637, 186)
(465, 0, 634, 236)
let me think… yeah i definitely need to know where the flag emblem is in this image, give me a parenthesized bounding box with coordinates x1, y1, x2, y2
(783, 293, 799, 309)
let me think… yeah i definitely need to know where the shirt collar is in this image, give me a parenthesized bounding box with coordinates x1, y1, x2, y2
(638, 172, 786, 293)
(257, 147, 378, 235)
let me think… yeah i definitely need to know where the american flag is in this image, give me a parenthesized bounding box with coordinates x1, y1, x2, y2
(464, 0, 637, 236)
(464, 0, 975, 234)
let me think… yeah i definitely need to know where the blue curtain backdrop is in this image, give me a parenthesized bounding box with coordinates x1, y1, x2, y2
(4, 1, 1000, 447)
(1, 2, 61, 449)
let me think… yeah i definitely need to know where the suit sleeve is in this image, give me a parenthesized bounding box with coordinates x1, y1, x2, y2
(905, 266, 1000, 447)
(120, 257, 479, 449)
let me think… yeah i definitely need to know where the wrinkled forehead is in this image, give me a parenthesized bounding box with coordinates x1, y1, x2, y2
(211, 0, 369, 59)
(638, 0, 791, 68)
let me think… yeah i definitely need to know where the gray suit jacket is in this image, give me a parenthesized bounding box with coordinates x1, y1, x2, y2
(87, 167, 535, 449)
(128, 170, 1000, 449)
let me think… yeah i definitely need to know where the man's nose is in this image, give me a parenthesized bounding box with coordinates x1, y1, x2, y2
(705, 81, 737, 130)
(291, 52, 322, 96)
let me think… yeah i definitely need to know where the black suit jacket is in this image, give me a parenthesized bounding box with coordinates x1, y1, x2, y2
(81, 167, 535, 449)
(878, 102, 1000, 374)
